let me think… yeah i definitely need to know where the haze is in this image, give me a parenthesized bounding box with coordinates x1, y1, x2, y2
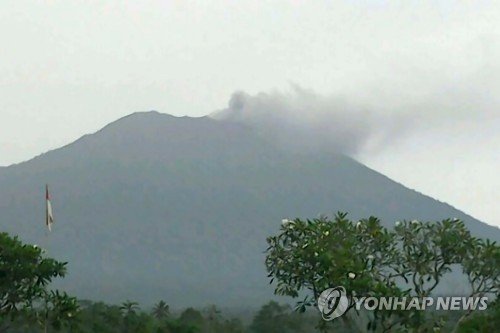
(1, 1, 498, 226)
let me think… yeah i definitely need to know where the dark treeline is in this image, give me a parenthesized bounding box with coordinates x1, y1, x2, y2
(0, 299, 321, 333)
(2, 298, 498, 333)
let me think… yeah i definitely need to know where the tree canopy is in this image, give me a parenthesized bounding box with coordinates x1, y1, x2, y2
(0, 232, 78, 332)
(265, 213, 500, 332)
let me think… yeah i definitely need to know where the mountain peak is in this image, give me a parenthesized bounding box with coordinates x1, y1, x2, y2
(90, 111, 214, 138)
(123, 110, 163, 118)
(103, 111, 175, 128)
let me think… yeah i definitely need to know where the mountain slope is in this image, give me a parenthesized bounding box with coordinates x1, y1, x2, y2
(0, 111, 498, 307)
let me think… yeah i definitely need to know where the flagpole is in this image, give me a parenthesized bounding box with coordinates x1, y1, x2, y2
(43, 185, 50, 256)
(44, 184, 53, 252)
(44, 184, 51, 333)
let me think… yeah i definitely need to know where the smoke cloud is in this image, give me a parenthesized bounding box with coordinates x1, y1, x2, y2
(211, 38, 500, 157)
(211, 86, 407, 155)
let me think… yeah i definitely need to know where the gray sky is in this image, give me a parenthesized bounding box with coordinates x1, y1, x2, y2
(1, 1, 499, 226)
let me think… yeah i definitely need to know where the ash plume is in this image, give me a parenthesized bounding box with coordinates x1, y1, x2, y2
(210, 86, 416, 156)
(210, 38, 500, 158)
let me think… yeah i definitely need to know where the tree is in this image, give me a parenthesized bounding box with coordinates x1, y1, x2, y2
(457, 297, 500, 332)
(152, 300, 170, 320)
(221, 317, 245, 333)
(456, 238, 500, 331)
(162, 318, 199, 333)
(0, 232, 79, 332)
(76, 301, 123, 333)
(265, 213, 500, 332)
(119, 300, 140, 316)
(249, 301, 304, 333)
(203, 304, 221, 333)
(120, 300, 141, 333)
(179, 308, 204, 327)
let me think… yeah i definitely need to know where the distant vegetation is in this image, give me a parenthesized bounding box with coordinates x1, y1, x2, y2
(1, 213, 499, 332)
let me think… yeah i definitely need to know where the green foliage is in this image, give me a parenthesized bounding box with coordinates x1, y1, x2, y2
(179, 307, 205, 328)
(152, 300, 170, 320)
(72, 301, 248, 333)
(0, 232, 79, 331)
(265, 214, 500, 332)
(456, 297, 500, 332)
(67, 300, 195, 333)
(249, 301, 304, 333)
(120, 300, 140, 316)
(161, 318, 199, 333)
(75, 301, 123, 333)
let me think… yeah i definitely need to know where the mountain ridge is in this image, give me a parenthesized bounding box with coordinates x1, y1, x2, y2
(0, 110, 498, 307)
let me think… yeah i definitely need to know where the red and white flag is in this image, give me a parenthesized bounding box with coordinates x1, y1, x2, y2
(46, 185, 54, 231)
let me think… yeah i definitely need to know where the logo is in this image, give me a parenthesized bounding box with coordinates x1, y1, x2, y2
(317, 286, 350, 320)
(317, 286, 490, 321)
